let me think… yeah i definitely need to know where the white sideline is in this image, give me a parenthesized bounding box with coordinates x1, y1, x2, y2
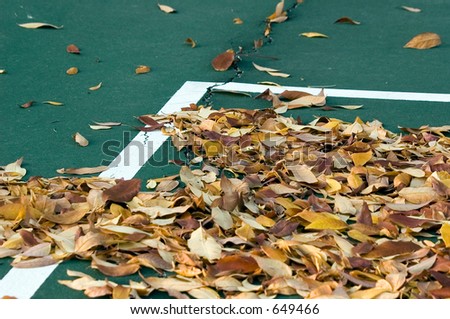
(0, 80, 448, 299)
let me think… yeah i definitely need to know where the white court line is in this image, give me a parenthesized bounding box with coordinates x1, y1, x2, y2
(1, 80, 448, 299)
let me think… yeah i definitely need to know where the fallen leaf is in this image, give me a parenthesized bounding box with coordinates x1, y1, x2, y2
(300, 32, 328, 38)
(398, 186, 438, 204)
(93, 121, 121, 126)
(20, 100, 35, 109)
(89, 125, 112, 130)
(185, 38, 196, 48)
(103, 178, 141, 202)
(365, 241, 421, 258)
(253, 255, 292, 278)
(0, 69, 6, 74)
(56, 166, 108, 175)
(66, 67, 78, 75)
(254, 38, 264, 49)
(440, 223, 450, 248)
(43, 101, 64, 106)
(89, 82, 102, 91)
(135, 65, 151, 74)
(335, 104, 363, 110)
(144, 277, 203, 292)
(401, 6, 421, 13)
(267, 71, 290, 78)
(335, 16, 361, 25)
(233, 18, 244, 24)
(305, 214, 348, 230)
(92, 255, 139, 277)
(187, 227, 222, 262)
(66, 44, 80, 54)
(252, 62, 279, 73)
(73, 132, 89, 147)
(18, 22, 63, 29)
(158, 3, 176, 13)
(404, 32, 441, 49)
(211, 49, 235, 71)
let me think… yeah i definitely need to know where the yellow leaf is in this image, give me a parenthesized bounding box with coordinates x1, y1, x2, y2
(235, 223, 255, 241)
(325, 178, 341, 193)
(252, 62, 279, 73)
(0, 203, 26, 220)
(66, 67, 78, 75)
(404, 32, 441, 50)
(401, 6, 421, 13)
(43, 101, 64, 106)
(158, 3, 176, 13)
(187, 227, 222, 262)
(347, 173, 364, 189)
(233, 18, 244, 24)
(267, 71, 290, 78)
(135, 65, 150, 74)
(305, 214, 347, 230)
(300, 32, 328, 38)
(18, 22, 63, 29)
(440, 223, 450, 248)
(351, 150, 373, 166)
(89, 82, 102, 91)
(255, 215, 276, 227)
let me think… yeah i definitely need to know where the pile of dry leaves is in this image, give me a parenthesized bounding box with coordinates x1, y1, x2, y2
(1, 102, 450, 299)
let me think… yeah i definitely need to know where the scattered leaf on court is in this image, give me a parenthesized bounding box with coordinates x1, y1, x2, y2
(20, 100, 34, 108)
(334, 16, 361, 25)
(252, 62, 279, 72)
(56, 165, 108, 175)
(43, 101, 64, 106)
(73, 132, 89, 147)
(268, 0, 288, 23)
(158, 3, 176, 13)
(135, 65, 151, 74)
(267, 71, 290, 78)
(401, 6, 421, 13)
(0, 69, 6, 74)
(17, 22, 63, 29)
(404, 32, 441, 49)
(93, 121, 121, 126)
(66, 67, 78, 75)
(211, 49, 235, 71)
(66, 44, 80, 54)
(103, 178, 141, 202)
(89, 82, 102, 91)
(233, 18, 244, 24)
(89, 125, 112, 130)
(300, 32, 328, 38)
(254, 38, 264, 49)
(185, 38, 196, 48)
(335, 104, 363, 110)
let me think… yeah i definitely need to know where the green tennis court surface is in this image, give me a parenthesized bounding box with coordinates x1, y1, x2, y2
(1, 0, 449, 299)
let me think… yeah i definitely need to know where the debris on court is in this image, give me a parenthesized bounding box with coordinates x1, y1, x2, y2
(211, 50, 236, 72)
(1, 106, 450, 299)
(17, 22, 63, 29)
(73, 132, 89, 147)
(334, 17, 361, 25)
(135, 65, 151, 75)
(157, 3, 176, 14)
(404, 32, 441, 50)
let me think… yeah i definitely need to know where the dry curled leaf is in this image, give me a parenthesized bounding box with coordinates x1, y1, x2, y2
(43, 101, 64, 106)
(89, 82, 102, 91)
(135, 65, 151, 74)
(300, 32, 328, 38)
(56, 166, 108, 175)
(158, 3, 176, 13)
(404, 32, 441, 49)
(334, 16, 361, 25)
(73, 132, 89, 147)
(20, 100, 34, 108)
(401, 6, 421, 13)
(66, 44, 80, 54)
(233, 18, 244, 24)
(211, 49, 235, 71)
(18, 22, 63, 29)
(66, 67, 78, 75)
(0, 69, 6, 74)
(185, 38, 196, 48)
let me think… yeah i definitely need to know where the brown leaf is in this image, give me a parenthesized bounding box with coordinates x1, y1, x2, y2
(135, 65, 151, 74)
(185, 37, 196, 48)
(334, 16, 361, 25)
(254, 38, 264, 49)
(103, 178, 141, 202)
(158, 3, 176, 13)
(20, 100, 34, 108)
(210, 255, 259, 276)
(404, 32, 441, 49)
(66, 44, 80, 54)
(211, 49, 235, 71)
(66, 67, 78, 75)
(270, 220, 299, 237)
(91, 255, 139, 277)
(233, 18, 244, 24)
(300, 32, 328, 38)
(364, 241, 421, 258)
(73, 132, 89, 147)
(43, 208, 87, 224)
